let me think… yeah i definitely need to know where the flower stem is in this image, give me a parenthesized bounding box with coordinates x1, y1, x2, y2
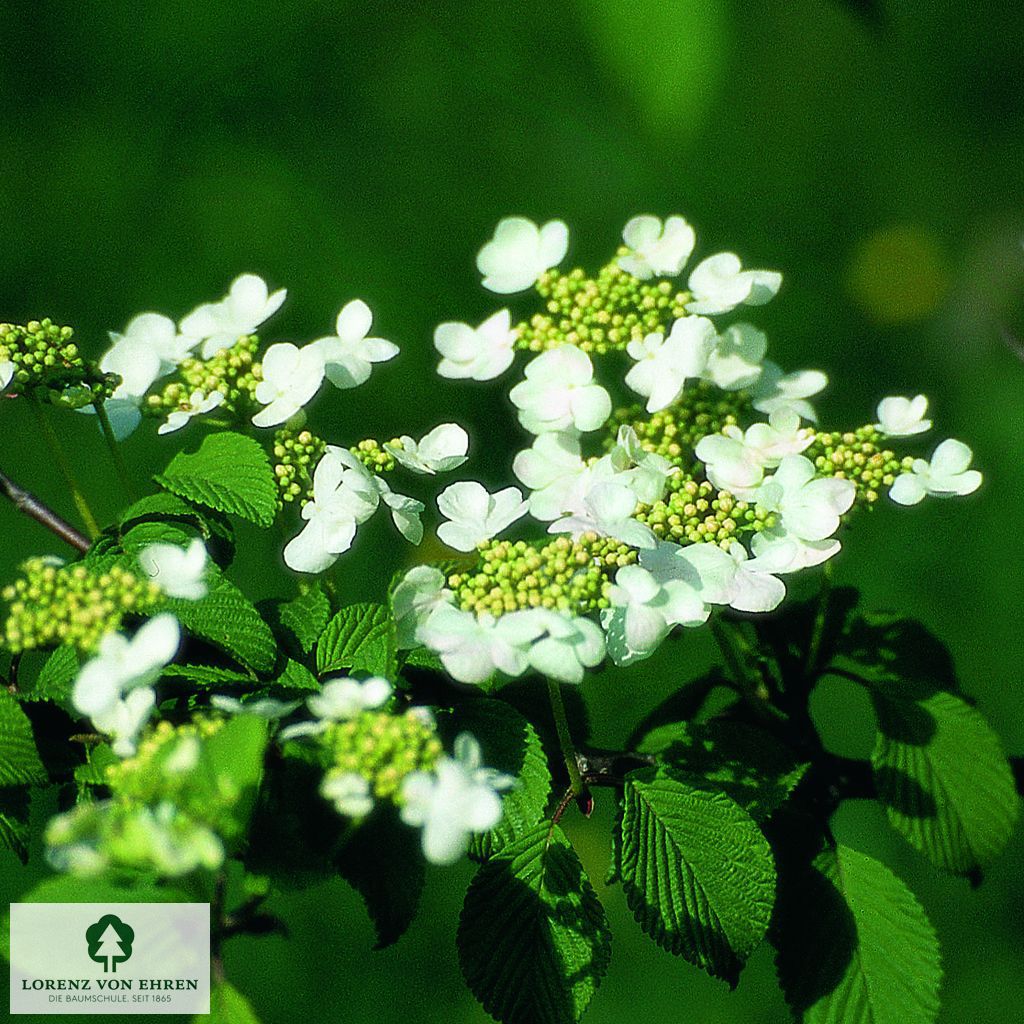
(546, 677, 584, 798)
(92, 399, 136, 499)
(28, 398, 100, 539)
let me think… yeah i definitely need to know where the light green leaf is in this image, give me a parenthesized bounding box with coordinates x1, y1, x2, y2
(458, 825, 611, 1024)
(166, 570, 277, 673)
(316, 603, 397, 678)
(0, 691, 46, 786)
(198, 716, 268, 842)
(21, 645, 79, 705)
(620, 767, 775, 983)
(17, 875, 187, 904)
(872, 688, 1019, 874)
(637, 720, 808, 821)
(440, 699, 551, 860)
(203, 981, 261, 1024)
(155, 431, 278, 527)
(278, 584, 331, 655)
(161, 664, 256, 688)
(0, 788, 30, 863)
(269, 658, 319, 692)
(120, 491, 196, 524)
(774, 844, 941, 1024)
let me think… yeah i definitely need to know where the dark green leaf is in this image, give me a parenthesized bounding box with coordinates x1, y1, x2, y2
(458, 825, 611, 1024)
(198, 716, 268, 842)
(203, 980, 262, 1024)
(0, 690, 47, 785)
(269, 659, 319, 692)
(0, 787, 30, 863)
(161, 664, 256, 688)
(278, 584, 331, 655)
(316, 603, 397, 678)
(21, 645, 79, 705)
(620, 766, 775, 983)
(155, 431, 278, 527)
(774, 844, 941, 1024)
(625, 668, 733, 748)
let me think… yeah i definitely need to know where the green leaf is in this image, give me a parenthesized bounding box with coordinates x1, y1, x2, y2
(620, 767, 775, 983)
(121, 519, 197, 554)
(401, 647, 445, 673)
(167, 569, 277, 673)
(336, 808, 425, 949)
(198, 716, 268, 842)
(440, 699, 552, 860)
(161, 664, 256, 688)
(316, 603, 397, 678)
(17, 874, 187, 904)
(0, 691, 47, 786)
(269, 658, 319, 693)
(155, 430, 278, 527)
(278, 584, 331, 655)
(774, 844, 941, 1024)
(73, 743, 118, 787)
(203, 981, 262, 1024)
(120, 491, 197, 524)
(0, 787, 30, 863)
(871, 687, 1019, 874)
(458, 825, 611, 1024)
(637, 720, 808, 821)
(20, 645, 79, 705)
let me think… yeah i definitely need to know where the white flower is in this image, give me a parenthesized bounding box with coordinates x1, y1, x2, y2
(889, 439, 982, 506)
(181, 274, 287, 359)
(209, 696, 301, 719)
(625, 317, 716, 413)
(0, 360, 14, 390)
(617, 215, 696, 280)
(601, 565, 707, 666)
(92, 688, 157, 758)
(756, 455, 856, 541)
(311, 299, 399, 390)
(512, 432, 590, 521)
(115, 312, 196, 373)
(715, 543, 791, 613)
(750, 361, 828, 422)
(322, 772, 374, 818)
(522, 610, 606, 684)
(279, 676, 393, 741)
(750, 529, 841, 571)
(435, 309, 518, 381)
(251, 342, 325, 428)
(416, 606, 541, 685)
(391, 566, 453, 648)
(476, 217, 569, 294)
(137, 538, 209, 600)
(549, 480, 656, 550)
(686, 253, 782, 315)
(606, 426, 677, 504)
(509, 345, 611, 434)
(436, 481, 527, 552)
(378, 480, 425, 544)
(157, 390, 225, 435)
(875, 395, 932, 437)
(72, 614, 180, 755)
(703, 323, 767, 391)
(400, 733, 514, 865)
(385, 423, 469, 475)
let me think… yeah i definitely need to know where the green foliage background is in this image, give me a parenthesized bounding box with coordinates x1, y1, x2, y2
(1, 1, 1022, 1020)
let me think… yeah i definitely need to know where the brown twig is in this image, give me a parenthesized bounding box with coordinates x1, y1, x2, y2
(0, 465, 91, 552)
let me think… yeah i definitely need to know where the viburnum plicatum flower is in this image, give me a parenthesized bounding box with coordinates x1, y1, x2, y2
(686, 253, 782, 316)
(750, 360, 828, 422)
(434, 309, 518, 381)
(889, 439, 982, 505)
(210, 695, 301, 719)
(875, 394, 932, 437)
(279, 676, 393, 741)
(509, 345, 611, 435)
(605, 426, 677, 504)
(392, 566, 453, 648)
(180, 273, 287, 359)
(687, 542, 792, 614)
(625, 316, 717, 413)
(750, 528, 840, 572)
(157, 390, 225, 435)
(601, 565, 708, 666)
(703, 322, 767, 391)
(476, 216, 569, 294)
(522, 610, 606, 685)
(436, 481, 528, 552)
(385, 423, 469, 475)
(311, 299, 399, 390)
(549, 480, 657, 550)
(251, 342, 325, 428)
(137, 539, 209, 600)
(756, 455, 856, 542)
(0, 359, 14, 390)
(399, 732, 515, 865)
(617, 215, 696, 280)
(72, 614, 181, 757)
(321, 773, 374, 818)
(111, 313, 196, 376)
(512, 432, 589, 521)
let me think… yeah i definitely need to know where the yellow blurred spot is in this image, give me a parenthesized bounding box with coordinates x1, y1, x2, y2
(847, 225, 950, 324)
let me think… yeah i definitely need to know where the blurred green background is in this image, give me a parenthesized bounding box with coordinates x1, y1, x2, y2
(2, 0, 1023, 1020)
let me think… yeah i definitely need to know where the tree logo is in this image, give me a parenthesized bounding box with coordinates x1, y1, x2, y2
(85, 914, 135, 973)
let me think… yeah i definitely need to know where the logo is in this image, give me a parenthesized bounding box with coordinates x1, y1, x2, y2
(85, 915, 135, 973)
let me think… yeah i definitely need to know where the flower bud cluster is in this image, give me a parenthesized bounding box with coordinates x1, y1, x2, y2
(146, 334, 261, 417)
(2, 557, 161, 653)
(320, 708, 443, 804)
(0, 320, 112, 398)
(635, 481, 775, 546)
(515, 263, 689, 354)
(349, 438, 399, 473)
(446, 534, 637, 618)
(272, 427, 327, 507)
(806, 426, 914, 506)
